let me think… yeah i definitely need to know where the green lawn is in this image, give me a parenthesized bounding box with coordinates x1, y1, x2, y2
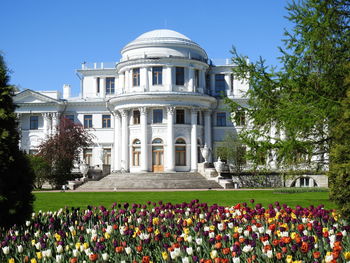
(33, 190, 335, 212)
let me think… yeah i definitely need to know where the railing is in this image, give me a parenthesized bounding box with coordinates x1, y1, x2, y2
(81, 62, 118, 70)
(209, 58, 235, 66)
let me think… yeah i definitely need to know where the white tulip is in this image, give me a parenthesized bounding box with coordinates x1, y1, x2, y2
(125, 247, 132, 255)
(2, 246, 9, 255)
(196, 238, 203, 245)
(35, 242, 41, 250)
(102, 253, 109, 261)
(182, 257, 190, 263)
(186, 247, 193, 255)
(43, 249, 52, 258)
(232, 257, 240, 263)
(17, 245, 23, 253)
(56, 245, 63, 254)
(56, 254, 63, 262)
(209, 232, 215, 238)
(26, 220, 31, 226)
(266, 250, 273, 258)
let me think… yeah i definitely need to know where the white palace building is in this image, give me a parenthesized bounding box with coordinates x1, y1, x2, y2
(14, 29, 249, 174)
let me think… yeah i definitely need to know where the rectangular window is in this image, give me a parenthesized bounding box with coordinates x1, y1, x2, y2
(103, 148, 111, 165)
(133, 68, 140, 87)
(176, 67, 185, 85)
(83, 149, 92, 166)
(175, 146, 186, 166)
(84, 115, 93, 128)
(195, 69, 199, 89)
(106, 77, 115, 95)
(133, 146, 141, 166)
(216, 112, 226, 127)
(176, 109, 185, 124)
(65, 115, 74, 123)
(215, 74, 225, 94)
(133, 110, 140, 124)
(153, 109, 163, 123)
(97, 77, 100, 93)
(102, 114, 111, 128)
(30, 116, 39, 130)
(152, 66, 162, 85)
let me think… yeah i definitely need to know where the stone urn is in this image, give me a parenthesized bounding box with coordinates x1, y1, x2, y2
(214, 157, 225, 178)
(79, 162, 89, 180)
(200, 144, 211, 163)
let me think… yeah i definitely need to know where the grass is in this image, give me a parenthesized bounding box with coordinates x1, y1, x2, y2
(273, 187, 329, 193)
(33, 190, 335, 212)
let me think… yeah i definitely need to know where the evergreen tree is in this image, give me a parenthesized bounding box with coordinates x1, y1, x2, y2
(226, 0, 350, 215)
(0, 54, 35, 228)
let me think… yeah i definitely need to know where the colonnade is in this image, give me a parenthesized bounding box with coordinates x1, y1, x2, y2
(113, 107, 212, 172)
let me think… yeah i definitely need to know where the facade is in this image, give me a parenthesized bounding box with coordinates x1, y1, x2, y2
(14, 29, 249, 173)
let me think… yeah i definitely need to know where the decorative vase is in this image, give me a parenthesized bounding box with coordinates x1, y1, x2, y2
(200, 144, 211, 163)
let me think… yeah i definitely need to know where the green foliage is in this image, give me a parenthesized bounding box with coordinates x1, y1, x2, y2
(226, 0, 350, 170)
(329, 88, 350, 219)
(27, 155, 50, 189)
(0, 53, 35, 228)
(215, 132, 246, 172)
(39, 117, 93, 189)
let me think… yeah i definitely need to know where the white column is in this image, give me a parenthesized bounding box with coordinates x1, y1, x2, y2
(191, 108, 198, 172)
(166, 107, 175, 172)
(52, 112, 59, 134)
(100, 77, 106, 98)
(224, 74, 231, 96)
(141, 67, 149, 92)
(210, 74, 215, 95)
(120, 109, 129, 172)
(166, 66, 173, 91)
(119, 72, 125, 94)
(188, 68, 194, 92)
(204, 110, 212, 162)
(94, 77, 99, 96)
(42, 113, 50, 136)
(113, 112, 121, 171)
(140, 107, 148, 172)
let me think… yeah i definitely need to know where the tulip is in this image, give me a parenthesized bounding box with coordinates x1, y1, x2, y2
(17, 245, 23, 253)
(2, 246, 10, 255)
(56, 255, 63, 262)
(186, 247, 193, 255)
(210, 250, 218, 259)
(182, 257, 189, 263)
(125, 247, 132, 255)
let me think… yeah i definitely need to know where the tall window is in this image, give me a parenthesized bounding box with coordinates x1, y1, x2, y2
(83, 149, 92, 166)
(216, 112, 226, 126)
(235, 110, 246, 126)
(152, 66, 162, 85)
(197, 111, 201, 125)
(132, 139, 141, 166)
(195, 69, 199, 90)
(84, 115, 93, 128)
(133, 110, 140, 124)
(106, 77, 115, 95)
(176, 67, 185, 85)
(30, 116, 39, 130)
(102, 114, 111, 128)
(215, 74, 225, 94)
(103, 148, 111, 165)
(176, 109, 185, 124)
(133, 68, 140, 87)
(97, 77, 100, 93)
(175, 138, 186, 166)
(65, 115, 74, 123)
(153, 109, 163, 123)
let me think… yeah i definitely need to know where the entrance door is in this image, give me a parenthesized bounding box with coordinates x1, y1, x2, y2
(152, 146, 164, 172)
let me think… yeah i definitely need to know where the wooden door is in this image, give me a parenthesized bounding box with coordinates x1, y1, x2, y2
(152, 146, 164, 172)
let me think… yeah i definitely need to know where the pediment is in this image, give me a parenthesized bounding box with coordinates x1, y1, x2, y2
(14, 89, 61, 104)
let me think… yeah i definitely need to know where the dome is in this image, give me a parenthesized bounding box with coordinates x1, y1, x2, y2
(121, 29, 207, 61)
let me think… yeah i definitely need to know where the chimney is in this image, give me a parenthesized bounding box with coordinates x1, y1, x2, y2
(63, 84, 71, 99)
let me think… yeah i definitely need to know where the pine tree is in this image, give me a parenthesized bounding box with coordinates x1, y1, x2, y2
(0, 54, 35, 228)
(226, 0, 350, 216)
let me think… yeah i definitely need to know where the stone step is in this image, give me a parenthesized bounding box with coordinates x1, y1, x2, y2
(77, 172, 222, 190)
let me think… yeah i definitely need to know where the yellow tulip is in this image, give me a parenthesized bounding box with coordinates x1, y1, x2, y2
(162, 251, 168, 260)
(8, 258, 15, 263)
(36, 252, 42, 260)
(286, 255, 293, 263)
(344, 252, 350, 260)
(30, 259, 37, 263)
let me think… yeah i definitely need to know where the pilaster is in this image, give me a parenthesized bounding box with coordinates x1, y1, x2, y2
(191, 108, 198, 171)
(113, 112, 121, 171)
(140, 107, 148, 172)
(204, 109, 212, 162)
(120, 109, 129, 172)
(166, 106, 175, 172)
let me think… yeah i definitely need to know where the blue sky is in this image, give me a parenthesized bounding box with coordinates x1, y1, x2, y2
(2, 0, 291, 96)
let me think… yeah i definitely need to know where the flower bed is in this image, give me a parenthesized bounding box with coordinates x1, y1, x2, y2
(1, 200, 350, 262)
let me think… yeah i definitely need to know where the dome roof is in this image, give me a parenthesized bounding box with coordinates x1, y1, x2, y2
(136, 29, 191, 41)
(122, 29, 204, 54)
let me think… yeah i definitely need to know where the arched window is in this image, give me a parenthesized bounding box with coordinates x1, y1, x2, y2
(132, 139, 141, 166)
(175, 138, 186, 166)
(152, 138, 163, 144)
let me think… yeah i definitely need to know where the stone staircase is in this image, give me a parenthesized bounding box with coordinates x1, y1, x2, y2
(77, 172, 223, 190)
